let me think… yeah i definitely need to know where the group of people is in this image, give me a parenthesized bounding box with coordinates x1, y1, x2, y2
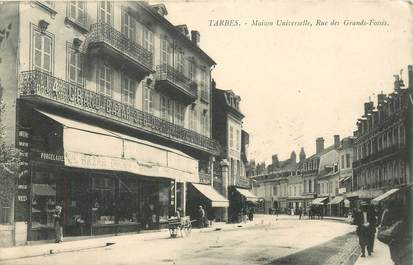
(353, 200, 412, 265)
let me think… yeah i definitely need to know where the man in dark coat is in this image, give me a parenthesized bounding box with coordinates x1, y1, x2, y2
(354, 201, 377, 257)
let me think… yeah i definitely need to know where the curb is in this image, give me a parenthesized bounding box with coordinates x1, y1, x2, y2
(0, 221, 262, 261)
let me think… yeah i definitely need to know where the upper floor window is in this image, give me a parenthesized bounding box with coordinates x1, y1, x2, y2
(33, 29, 53, 73)
(341, 155, 345, 169)
(188, 60, 196, 81)
(175, 49, 184, 73)
(201, 113, 209, 136)
(68, 1, 87, 26)
(189, 109, 198, 132)
(346, 154, 351, 168)
(98, 65, 112, 97)
(236, 129, 240, 151)
(160, 96, 173, 122)
(143, 27, 154, 53)
(174, 102, 185, 127)
(200, 69, 208, 101)
(160, 38, 172, 66)
(229, 126, 234, 148)
(121, 9, 138, 43)
(143, 85, 153, 114)
(99, 1, 113, 25)
(67, 46, 83, 85)
(121, 74, 135, 106)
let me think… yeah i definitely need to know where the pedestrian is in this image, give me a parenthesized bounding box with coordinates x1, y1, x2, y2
(354, 201, 377, 257)
(198, 205, 205, 228)
(248, 207, 254, 221)
(298, 207, 303, 220)
(53, 205, 63, 243)
(379, 199, 412, 265)
(242, 207, 248, 223)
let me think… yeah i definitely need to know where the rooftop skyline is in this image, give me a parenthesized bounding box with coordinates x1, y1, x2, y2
(161, 0, 412, 164)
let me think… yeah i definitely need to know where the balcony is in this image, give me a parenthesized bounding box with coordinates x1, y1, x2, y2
(155, 64, 197, 104)
(86, 23, 153, 78)
(19, 70, 220, 155)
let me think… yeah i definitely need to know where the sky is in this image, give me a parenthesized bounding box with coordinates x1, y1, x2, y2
(158, 0, 413, 164)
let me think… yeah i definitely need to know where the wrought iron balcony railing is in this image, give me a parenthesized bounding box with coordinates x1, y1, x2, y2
(87, 23, 153, 74)
(19, 70, 220, 155)
(155, 64, 197, 102)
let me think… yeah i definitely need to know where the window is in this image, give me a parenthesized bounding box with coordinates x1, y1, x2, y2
(142, 27, 154, 53)
(99, 1, 113, 25)
(121, 9, 137, 42)
(346, 154, 351, 169)
(68, 1, 86, 26)
(236, 160, 240, 177)
(341, 155, 345, 169)
(200, 69, 208, 101)
(33, 29, 52, 73)
(121, 74, 135, 106)
(143, 85, 153, 114)
(160, 96, 173, 122)
(174, 103, 185, 126)
(67, 47, 83, 85)
(160, 38, 172, 66)
(188, 60, 196, 81)
(236, 129, 240, 151)
(98, 65, 112, 97)
(189, 109, 198, 132)
(175, 49, 184, 73)
(201, 113, 209, 135)
(229, 126, 234, 148)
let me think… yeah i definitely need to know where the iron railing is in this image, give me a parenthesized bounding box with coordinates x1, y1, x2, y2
(155, 64, 197, 99)
(19, 70, 220, 155)
(87, 23, 153, 72)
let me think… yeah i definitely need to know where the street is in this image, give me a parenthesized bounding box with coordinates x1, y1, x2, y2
(2, 216, 359, 265)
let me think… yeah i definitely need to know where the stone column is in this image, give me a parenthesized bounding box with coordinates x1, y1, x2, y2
(220, 159, 229, 222)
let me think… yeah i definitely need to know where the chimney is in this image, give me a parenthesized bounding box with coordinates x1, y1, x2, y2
(408, 65, 413, 88)
(334, 135, 340, 148)
(290, 151, 296, 163)
(175, 24, 189, 38)
(364, 101, 374, 116)
(272, 154, 279, 168)
(191, 30, 200, 46)
(211, 78, 216, 89)
(316, 137, 324, 154)
(299, 148, 306, 163)
(377, 93, 386, 106)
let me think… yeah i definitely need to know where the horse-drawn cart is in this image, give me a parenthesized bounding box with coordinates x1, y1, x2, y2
(168, 216, 194, 238)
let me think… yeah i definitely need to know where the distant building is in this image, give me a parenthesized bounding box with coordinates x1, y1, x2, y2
(348, 65, 413, 205)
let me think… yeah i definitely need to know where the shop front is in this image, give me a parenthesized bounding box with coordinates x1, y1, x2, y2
(228, 186, 258, 223)
(24, 110, 197, 241)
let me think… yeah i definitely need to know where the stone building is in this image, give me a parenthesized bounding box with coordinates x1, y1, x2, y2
(0, 1, 222, 245)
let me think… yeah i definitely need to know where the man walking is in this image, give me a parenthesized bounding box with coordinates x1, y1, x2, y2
(53, 205, 63, 243)
(354, 201, 377, 257)
(198, 205, 206, 228)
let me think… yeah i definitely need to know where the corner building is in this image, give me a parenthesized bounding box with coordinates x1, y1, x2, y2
(0, 1, 220, 244)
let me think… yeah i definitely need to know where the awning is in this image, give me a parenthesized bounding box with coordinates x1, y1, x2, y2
(236, 188, 258, 202)
(311, 197, 328, 205)
(328, 196, 344, 205)
(32, 184, 56, 196)
(191, 183, 229, 207)
(371, 189, 399, 205)
(339, 176, 351, 182)
(37, 110, 199, 182)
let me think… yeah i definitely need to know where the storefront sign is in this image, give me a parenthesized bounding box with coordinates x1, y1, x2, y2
(338, 188, 346, 194)
(40, 152, 64, 162)
(64, 151, 198, 183)
(17, 195, 27, 202)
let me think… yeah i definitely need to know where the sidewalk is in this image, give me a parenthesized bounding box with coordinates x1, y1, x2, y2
(353, 239, 393, 265)
(0, 219, 262, 262)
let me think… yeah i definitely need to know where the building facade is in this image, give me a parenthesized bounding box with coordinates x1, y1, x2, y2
(349, 66, 413, 205)
(0, 1, 222, 245)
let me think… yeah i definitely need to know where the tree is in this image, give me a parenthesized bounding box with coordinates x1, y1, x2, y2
(0, 102, 21, 223)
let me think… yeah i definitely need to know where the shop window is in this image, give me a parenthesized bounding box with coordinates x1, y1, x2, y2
(91, 176, 116, 225)
(31, 167, 57, 230)
(118, 177, 140, 224)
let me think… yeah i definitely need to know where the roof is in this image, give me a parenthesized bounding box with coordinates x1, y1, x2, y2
(137, 2, 216, 66)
